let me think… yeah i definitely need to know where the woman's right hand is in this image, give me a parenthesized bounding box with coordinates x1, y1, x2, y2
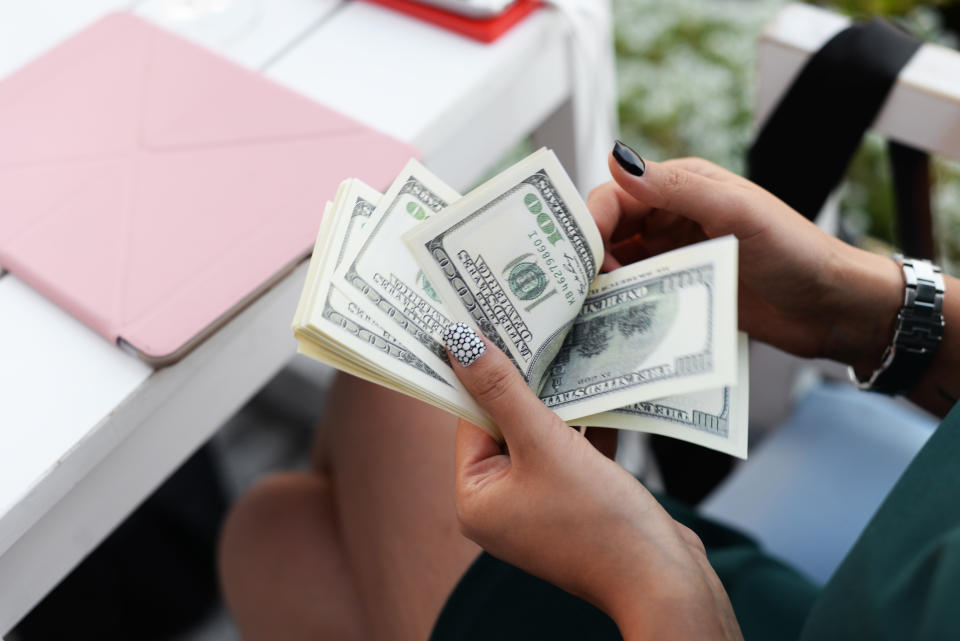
(447, 329, 743, 641)
(588, 143, 903, 375)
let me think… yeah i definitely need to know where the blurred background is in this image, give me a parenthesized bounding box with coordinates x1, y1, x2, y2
(7, 0, 959, 639)
(611, 0, 960, 275)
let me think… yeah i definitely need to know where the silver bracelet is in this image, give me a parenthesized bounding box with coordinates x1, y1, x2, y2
(848, 255, 945, 395)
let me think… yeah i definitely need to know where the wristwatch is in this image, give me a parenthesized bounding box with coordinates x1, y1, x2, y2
(849, 255, 946, 395)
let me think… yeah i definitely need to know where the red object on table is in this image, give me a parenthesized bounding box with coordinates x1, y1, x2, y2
(361, 0, 542, 43)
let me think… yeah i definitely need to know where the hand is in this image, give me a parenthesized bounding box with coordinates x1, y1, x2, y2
(588, 145, 903, 374)
(447, 329, 743, 641)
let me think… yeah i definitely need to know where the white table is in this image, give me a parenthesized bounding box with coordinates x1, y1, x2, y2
(0, 0, 612, 632)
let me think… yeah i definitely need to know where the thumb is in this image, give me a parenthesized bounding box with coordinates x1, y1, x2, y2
(443, 322, 562, 453)
(609, 141, 743, 235)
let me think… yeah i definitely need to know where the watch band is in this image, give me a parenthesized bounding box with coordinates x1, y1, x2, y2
(849, 256, 945, 394)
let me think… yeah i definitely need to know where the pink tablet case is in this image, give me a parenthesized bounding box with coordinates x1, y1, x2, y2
(0, 12, 417, 363)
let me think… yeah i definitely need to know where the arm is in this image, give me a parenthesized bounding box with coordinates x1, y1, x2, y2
(447, 145, 959, 641)
(596, 142, 959, 418)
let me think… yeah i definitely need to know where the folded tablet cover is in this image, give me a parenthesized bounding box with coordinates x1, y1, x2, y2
(0, 12, 417, 362)
(361, 0, 542, 43)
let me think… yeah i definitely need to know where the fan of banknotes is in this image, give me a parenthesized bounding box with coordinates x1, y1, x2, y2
(292, 148, 749, 457)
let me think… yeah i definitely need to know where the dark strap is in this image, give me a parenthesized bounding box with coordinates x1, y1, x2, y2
(889, 140, 934, 258)
(748, 18, 925, 232)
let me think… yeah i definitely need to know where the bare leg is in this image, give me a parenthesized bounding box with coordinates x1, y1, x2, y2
(219, 472, 367, 641)
(315, 374, 481, 641)
(220, 374, 480, 641)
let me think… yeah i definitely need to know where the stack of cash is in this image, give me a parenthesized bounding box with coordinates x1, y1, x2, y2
(293, 149, 748, 457)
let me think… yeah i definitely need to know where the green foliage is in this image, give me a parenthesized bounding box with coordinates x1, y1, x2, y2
(612, 0, 781, 173)
(612, 0, 960, 274)
(829, 0, 953, 18)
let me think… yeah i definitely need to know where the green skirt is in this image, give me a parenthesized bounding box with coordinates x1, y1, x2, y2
(432, 400, 960, 641)
(430, 493, 819, 641)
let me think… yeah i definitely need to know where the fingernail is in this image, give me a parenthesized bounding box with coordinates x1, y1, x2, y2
(443, 322, 486, 367)
(613, 140, 645, 177)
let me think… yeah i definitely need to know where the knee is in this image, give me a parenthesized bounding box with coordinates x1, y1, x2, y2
(218, 473, 330, 601)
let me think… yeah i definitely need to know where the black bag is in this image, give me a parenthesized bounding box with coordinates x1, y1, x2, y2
(748, 17, 932, 258)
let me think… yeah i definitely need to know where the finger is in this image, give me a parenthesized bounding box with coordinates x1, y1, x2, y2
(586, 181, 652, 274)
(453, 419, 510, 545)
(663, 156, 753, 187)
(609, 234, 655, 265)
(601, 252, 622, 272)
(585, 181, 622, 243)
(454, 418, 510, 484)
(586, 181, 653, 245)
(608, 214, 709, 265)
(443, 323, 561, 452)
(608, 146, 745, 236)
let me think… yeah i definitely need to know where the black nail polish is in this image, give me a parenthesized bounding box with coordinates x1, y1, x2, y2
(613, 140, 645, 177)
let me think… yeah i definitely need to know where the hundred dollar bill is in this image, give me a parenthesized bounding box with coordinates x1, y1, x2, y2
(334, 159, 464, 379)
(292, 183, 348, 332)
(293, 150, 748, 453)
(334, 181, 377, 269)
(293, 179, 492, 433)
(537, 236, 739, 421)
(573, 333, 749, 459)
(403, 148, 604, 393)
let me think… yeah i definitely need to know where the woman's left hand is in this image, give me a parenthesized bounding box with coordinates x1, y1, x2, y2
(446, 327, 743, 641)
